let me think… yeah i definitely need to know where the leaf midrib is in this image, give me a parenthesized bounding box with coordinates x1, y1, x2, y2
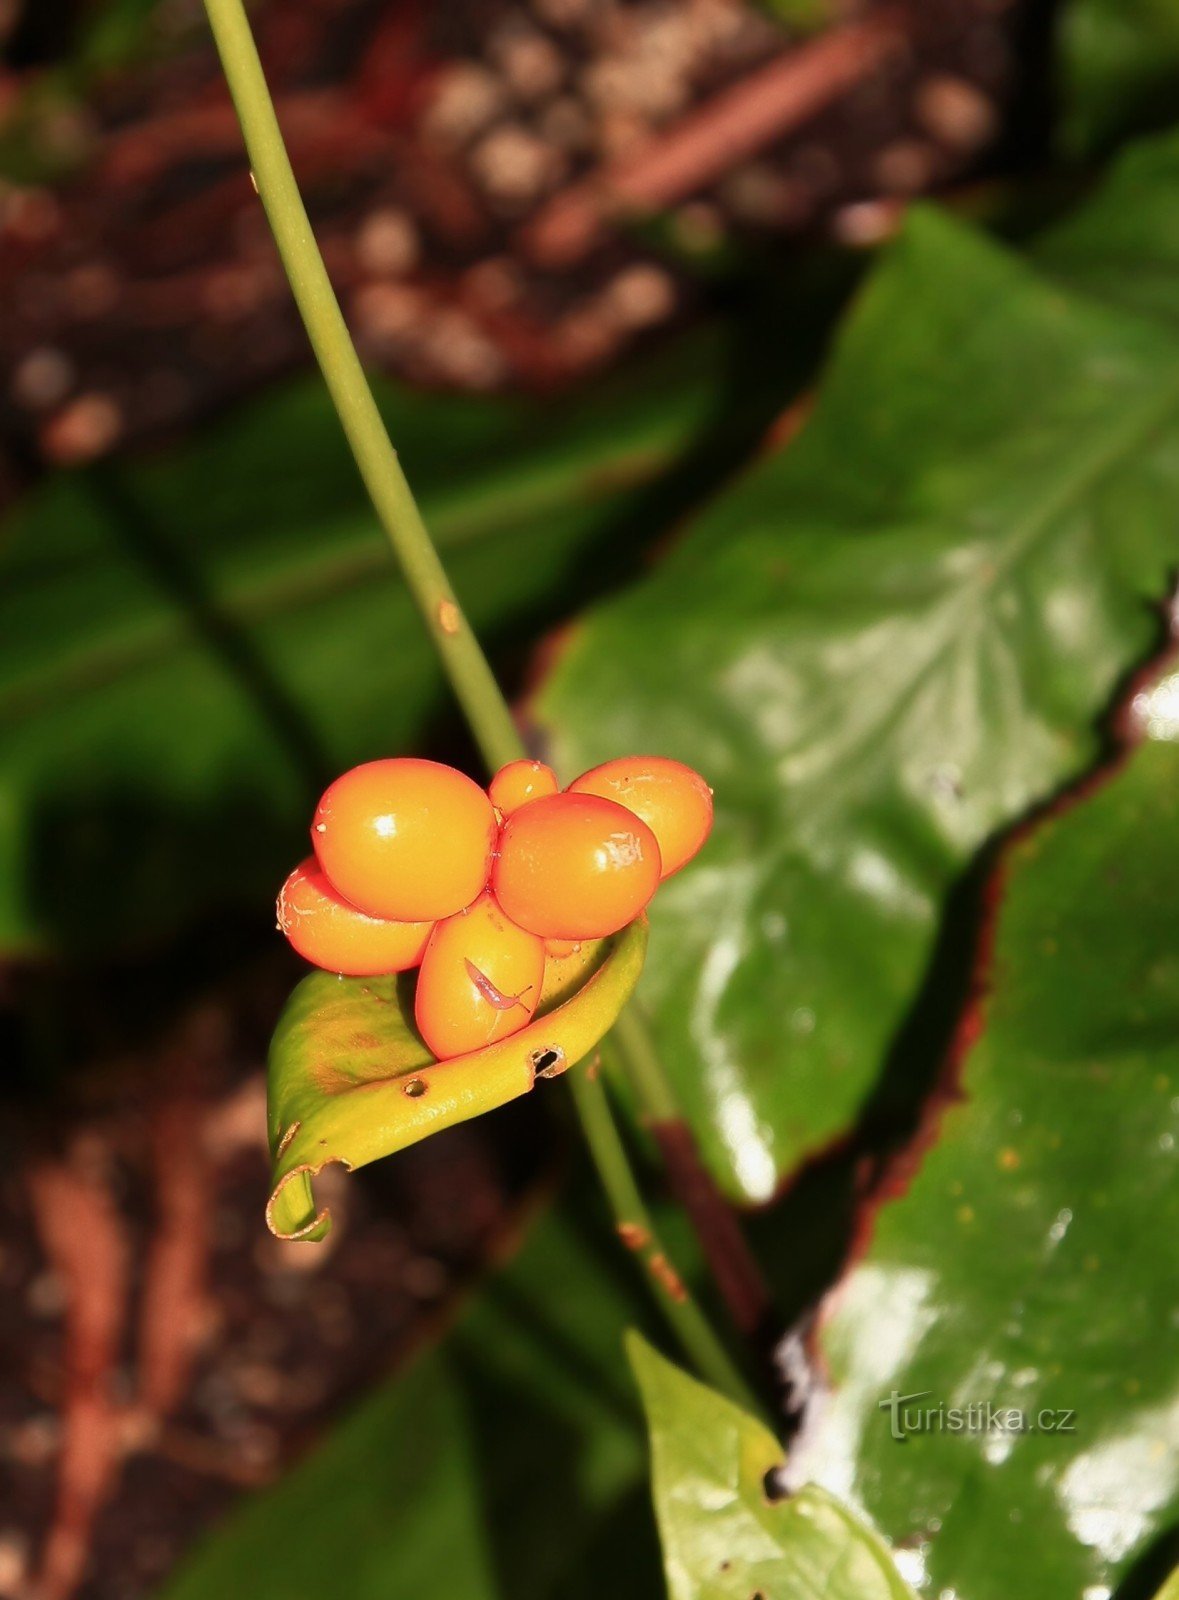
(779, 356, 1179, 826)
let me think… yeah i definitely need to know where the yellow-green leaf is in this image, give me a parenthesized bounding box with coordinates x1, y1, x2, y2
(267, 919, 648, 1240)
(628, 1332, 917, 1600)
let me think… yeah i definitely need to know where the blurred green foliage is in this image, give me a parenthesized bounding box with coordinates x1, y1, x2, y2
(162, 1202, 664, 1600)
(1058, 0, 1179, 157)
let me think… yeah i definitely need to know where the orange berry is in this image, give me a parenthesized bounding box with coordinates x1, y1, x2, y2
(312, 758, 496, 922)
(277, 858, 431, 976)
(414, 891, 545, 1059)
(492, 792, 661, 940)
(489, 758, 559, 818)
(569, 756, 713, 878)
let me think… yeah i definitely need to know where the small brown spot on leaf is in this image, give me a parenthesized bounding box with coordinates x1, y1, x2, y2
(438, 600, 461, 634)
(403, 1078, 427, 1098)
(350, 1032, 381, 1050)
(617, 1222, 650, 1252)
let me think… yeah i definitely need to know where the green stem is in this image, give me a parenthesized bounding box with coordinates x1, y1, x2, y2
(569, 1053, 763, 1416)
(202, 0, 519, 775)
(202, 0, 747, 1397)
(611, 1003, 681, 1122)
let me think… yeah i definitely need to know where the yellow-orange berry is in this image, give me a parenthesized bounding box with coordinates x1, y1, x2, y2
(492, 792, 661, 940)
(312, 758, 496, 922)
(489, 758, 559, 818)
(545, 937, 582, 958)
(277, 858, 432, 976)
(414, 891, 545, 1059)
(569, 756, 713, 878)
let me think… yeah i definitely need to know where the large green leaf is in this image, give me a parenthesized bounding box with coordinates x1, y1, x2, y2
(1057, 0, 1179, 158)
(629, 1332, 916, 1600)
(790, 666, 1179, 1599)
(267, 920, 647, 1240)
(160, 1201, 662, 1600)
(0, 333, 754, 957)
(538, 184, 1179, 1200)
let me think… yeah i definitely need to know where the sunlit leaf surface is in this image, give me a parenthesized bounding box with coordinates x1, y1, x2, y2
(790, 664, 1179, 1599)
(541, 158, 1179, 1199)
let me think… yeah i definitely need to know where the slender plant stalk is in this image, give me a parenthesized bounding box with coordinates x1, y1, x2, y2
(569, 1050, 762, 1415)
(202, 0, 518, 775)
(611, 1004, 681, 1122)
(202, 0, 758, 1408)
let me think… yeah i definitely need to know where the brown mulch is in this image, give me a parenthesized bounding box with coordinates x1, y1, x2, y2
(1, 0, 1025, 495)
(0, 965, 549, 1600)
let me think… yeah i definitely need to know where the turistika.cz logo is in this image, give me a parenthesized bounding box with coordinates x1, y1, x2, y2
(878, 1389, 1077, 1442)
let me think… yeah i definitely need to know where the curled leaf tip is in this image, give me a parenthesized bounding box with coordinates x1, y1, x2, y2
(266, 917, 648, 1240)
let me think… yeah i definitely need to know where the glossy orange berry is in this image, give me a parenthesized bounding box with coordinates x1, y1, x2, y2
(489, 758, 559, 818)
(492, 792, 661, 940)
(277, 858, 432, 976)
(414, 892, 546, 1059)
(569, 756, 713, 879)
(312, 758, 497, 922)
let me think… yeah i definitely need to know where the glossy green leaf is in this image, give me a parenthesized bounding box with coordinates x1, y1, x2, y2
(161, 1201, 662, 1600)
(539, 186, 1179, 1200)
(629, 1332, 917, 1600)
(790, 668, 1179, 1599)
(1154, 1571, 1179, 1600)
(268, 920, 647, 1240)
(0, 333, 751, 957)
(1057, 0, 1179, 157)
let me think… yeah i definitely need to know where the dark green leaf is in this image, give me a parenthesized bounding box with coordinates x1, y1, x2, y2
(267, 920, 647, 1240)
(1057, 0, 1179, 158)
(1036, 128, 1179, 324)
(539, 192, 1179, 1200)
(629, 1332, 917, 1600)
(160, 1201, 662, 1600)
(0, 335, 746, 956)
(789, 668, 1179, 1599)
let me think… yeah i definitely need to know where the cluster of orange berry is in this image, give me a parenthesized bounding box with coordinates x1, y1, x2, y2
(277, 754, 713, 1061)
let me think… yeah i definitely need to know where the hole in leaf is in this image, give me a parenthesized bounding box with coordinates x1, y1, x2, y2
(402, 1077, 427, 1098)
(530, 1046, 565, 1078)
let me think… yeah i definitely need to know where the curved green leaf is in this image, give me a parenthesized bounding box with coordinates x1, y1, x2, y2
(540, 186, 1179, 1200)
(791, 667, 1179, 1599)
(267, 919, 648, 1240)
(628, 1333, 916, 1600)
